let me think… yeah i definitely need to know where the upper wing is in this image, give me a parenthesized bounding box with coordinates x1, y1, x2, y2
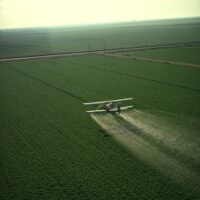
(83, 97, 133, 105)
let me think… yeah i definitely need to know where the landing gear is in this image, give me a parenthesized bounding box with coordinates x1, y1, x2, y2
(117, 104, 121, 114)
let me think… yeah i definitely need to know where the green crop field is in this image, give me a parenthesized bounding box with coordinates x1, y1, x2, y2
(120, 45, 200, 64)
(1, 50, 200, 199)
(1, 19, 200, 58)
(1, 18, 200, 199)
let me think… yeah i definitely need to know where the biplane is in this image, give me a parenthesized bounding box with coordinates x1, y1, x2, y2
(83, 97, 133, 114)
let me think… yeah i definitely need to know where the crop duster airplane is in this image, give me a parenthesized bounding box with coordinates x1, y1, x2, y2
(83, 97, 133, 114)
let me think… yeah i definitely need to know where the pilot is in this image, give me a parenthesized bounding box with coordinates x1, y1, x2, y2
(105, 102, 113, 112)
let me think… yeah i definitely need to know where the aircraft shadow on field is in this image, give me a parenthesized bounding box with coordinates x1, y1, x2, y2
(98, 129, 110, 137)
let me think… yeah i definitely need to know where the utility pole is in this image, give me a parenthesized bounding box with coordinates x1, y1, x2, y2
(88, 41, 90, 53)
(104, 42, 106, 54)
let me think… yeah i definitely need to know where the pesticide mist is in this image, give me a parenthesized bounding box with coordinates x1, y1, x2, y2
(91, 109, 200, 193)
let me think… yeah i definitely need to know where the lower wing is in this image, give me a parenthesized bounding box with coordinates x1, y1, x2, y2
(86, 105, 133, 113)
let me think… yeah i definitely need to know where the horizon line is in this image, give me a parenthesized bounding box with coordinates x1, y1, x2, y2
(1, 16, 200, 30)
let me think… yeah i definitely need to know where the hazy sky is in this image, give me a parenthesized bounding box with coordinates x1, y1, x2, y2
(0, 0, 200, 29)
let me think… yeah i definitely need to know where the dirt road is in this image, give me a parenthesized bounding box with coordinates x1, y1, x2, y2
(102, 53, 200, 68)
(0, 52, 90, 62)
(0, 41, 199, 62)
